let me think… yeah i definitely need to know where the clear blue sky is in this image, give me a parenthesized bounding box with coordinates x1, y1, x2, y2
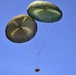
(0, 0, 76, 75)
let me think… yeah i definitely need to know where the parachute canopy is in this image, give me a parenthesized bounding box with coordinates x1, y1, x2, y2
(5, 14, 37, 43)
(27, 1, 62, 23)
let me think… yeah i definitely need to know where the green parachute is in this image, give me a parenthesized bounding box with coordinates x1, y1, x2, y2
(27, 1, 62, 23)
(5, 0, 63, 72)
(5, 14, 37, 43)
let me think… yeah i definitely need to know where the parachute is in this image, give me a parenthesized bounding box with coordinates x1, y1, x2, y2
(27, 1, 63, 72)
(5, 14, 37, 43)
(5, 0, 63, 72)
(27, 1, 62, 23)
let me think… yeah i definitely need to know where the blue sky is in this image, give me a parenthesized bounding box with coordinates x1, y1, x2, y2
(0, 0, 76, 75)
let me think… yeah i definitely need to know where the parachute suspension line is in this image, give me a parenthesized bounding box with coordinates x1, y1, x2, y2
(37, 24, 50, 55)
(33, 34, 40, 67)
(21, 29, 35, 58)
(38, 24, 55, 56)
(34, 24, 45, 52)
(33, 24, 55, 67)
(33, 24, 45, 67)
(24, 41, 38, 68)
(33, 24, 49, 67)
(36, 53, 39, 67)
(34, 35, 39, 52)
(34, 25, 47, 67)
(28, 45, 34, 58)
(33, 24, 55, 68)
(25, 43, 35, 58)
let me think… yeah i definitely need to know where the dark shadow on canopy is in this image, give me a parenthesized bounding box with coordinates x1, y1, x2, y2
(27, 1, 62, 23)
(5, 14, 37, 43)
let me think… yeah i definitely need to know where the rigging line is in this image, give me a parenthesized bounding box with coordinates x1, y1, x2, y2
(37, 24, 50, 55)
(21, 22, 35, 58)
(33, 34, 40, 66)
(36, 53, 39, 67)
(22, 43, 34, 58)
(34, 35, 39, 52)
(22, 44, 37, 66)
(33, 23, 45, 52)
(26, 42, 38, 67)
(38, 23, 45, 45)
(27, 44, 34, 58)
(38, 24, 55, 56)
(33, 25, 45, 67)
(33, 24, 50, 67)
(23, 46, 33, 57)
(33, 24, 52, 67)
